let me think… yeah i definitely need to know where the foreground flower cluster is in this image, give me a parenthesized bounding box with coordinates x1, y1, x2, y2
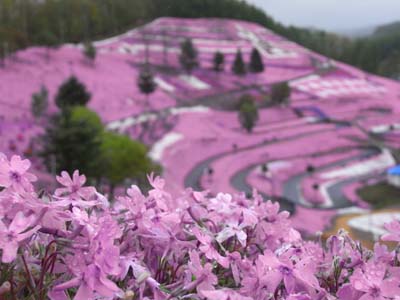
(0, 153, 399, 300)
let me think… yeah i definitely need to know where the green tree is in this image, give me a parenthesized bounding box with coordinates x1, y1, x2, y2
(179, 38, 198, 75)
(271, 82, 291, 105)
(55, 76, 91, 109)
(0, 42, 6, 67)
(232, 49, 246, 76)
(213, 51, 225, 73)
(238, 94, 259, 133)
(137, 65, 157, 105)
(100, 131, 155, 197)
(378, 50, 400, 79)
(31, 85, 49, 119)
(249, 47, 264, 73)
(40, 107, 103, 180)
(83, 40, 96, 64)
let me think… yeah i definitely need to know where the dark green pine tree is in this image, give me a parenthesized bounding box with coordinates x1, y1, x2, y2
(238, 94, 259, 133)
(39, 107, 103, 180)
(213, 51, 225, 73)
(232, 49, 246, 76)
(271, 82, 291, 105)
(137, 66, 157, 104)
(83, 41, 96, 64)
(249, 48, 264, 73)
(55, 76, 91, 109)
(179, 38, 199, 75)
(31, 85, 49, 119)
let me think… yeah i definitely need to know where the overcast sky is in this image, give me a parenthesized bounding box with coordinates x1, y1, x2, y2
(247, 0, 400, 32)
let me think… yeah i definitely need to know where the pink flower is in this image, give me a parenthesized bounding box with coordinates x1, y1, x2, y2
(186, 251, 217, 296)
(208, 193, 235, 214)
(192, 226, 229, 267)
(202, 289, 253, 300)
(216, 220, 248, 247)
(350, 262, 400, 300)
(0, 155, 36, 192)
(256, 251, 319, 294)
(0, 212, 40, 262)
(53, 264, 121, 300)
(55, 170, 97, 207)
(147, 173, 174, 210)
(381, 220, 400, 243)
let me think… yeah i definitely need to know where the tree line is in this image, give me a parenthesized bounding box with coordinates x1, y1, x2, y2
(1, 0, 399, 78)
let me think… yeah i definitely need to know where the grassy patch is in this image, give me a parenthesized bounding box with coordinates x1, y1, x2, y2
(357, 182, 400, 209)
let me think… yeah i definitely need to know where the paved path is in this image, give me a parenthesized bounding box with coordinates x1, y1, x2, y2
(282, 147, 380, 209)
(184, 127, 335, 212)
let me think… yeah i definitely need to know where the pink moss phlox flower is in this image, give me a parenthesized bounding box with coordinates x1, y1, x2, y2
(373, 243, 393, 264)
(381, 220, 400, 243)
(55, 170, 96, 204)
(202, 289, 253, 300)
(53, 263, 121, 300)
(71, 207, 97, 235)
(240, 256, 275, 299)
(118, 185, 146, 212)
(0, 212, 40, 263)
(54, 215, 122, 299)
(207, 193, 236, 215)
(192, 226, 229, 267)
(216, 220, 248, 247)
(0, 154, 37, 192)
(147, 173, 174, 210)
(256, 250, 320, 294)
(225, 251, 242, 285)
(118, 256, 162, 296)
(0, 155, 400, 300)
(186, 251, 217, 296)
(350, 262, 400, 300)
(337, 283, 365, 300)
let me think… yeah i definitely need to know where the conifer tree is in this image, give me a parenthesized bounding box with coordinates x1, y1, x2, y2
(40, 107, 103, 180)
(137, 65, 157, 105)
(213, 51, 225, 73)
(179, 38, 198, 75)
(55, 76, 91, 109)
(238, 94, 258, 133)
(232, 49, 246, 76)
(249, 48, 264, 73)
(31, 85, 49, 119)
(83, 41, 96, 64)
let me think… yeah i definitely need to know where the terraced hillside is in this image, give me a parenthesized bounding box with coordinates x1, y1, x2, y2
(1, 17, 400, 235)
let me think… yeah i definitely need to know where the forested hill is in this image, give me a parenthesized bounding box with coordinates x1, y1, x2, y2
(0, 0, 399, 79)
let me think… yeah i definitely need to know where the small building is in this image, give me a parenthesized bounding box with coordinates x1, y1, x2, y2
(387, 165, 400, 187)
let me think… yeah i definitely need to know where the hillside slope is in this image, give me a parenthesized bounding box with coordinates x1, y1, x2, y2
(1, 17, 400, 234)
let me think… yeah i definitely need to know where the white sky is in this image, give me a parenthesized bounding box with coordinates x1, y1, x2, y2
(247, 0, 400, 31)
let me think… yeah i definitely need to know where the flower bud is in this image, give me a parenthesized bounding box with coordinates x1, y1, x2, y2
(0, 281, 11, 295)
(123, 290, 135, 300)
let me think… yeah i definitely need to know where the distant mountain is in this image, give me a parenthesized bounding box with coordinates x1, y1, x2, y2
(335, 26, 376, 38)
(373, 21, 400, 37)
(0, 0, 399, 79)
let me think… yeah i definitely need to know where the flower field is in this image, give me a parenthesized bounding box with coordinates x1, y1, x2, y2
(1, 17, 400, 249)
(0, 153, 400, 299)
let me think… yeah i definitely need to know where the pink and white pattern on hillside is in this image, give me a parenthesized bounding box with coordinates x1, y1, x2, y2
(290, 74, 386, 99)
(2, 17, 400, 236)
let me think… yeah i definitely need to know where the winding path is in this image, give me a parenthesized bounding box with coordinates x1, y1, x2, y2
(282, 147, 380, 209)
(184, 126, 336, 212)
